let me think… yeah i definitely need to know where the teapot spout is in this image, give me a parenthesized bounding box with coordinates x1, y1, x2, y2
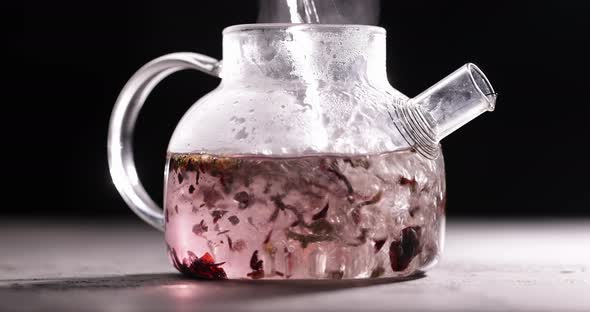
(413, 63, 497, 140)
(392, 63, 496, 158)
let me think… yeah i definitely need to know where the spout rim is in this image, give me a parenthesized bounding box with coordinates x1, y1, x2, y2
(467, 63, 497, 111)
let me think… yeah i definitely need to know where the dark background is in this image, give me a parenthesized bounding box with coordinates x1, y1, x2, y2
(19, 0, 589, 219)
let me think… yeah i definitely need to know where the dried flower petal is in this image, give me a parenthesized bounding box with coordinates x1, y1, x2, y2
(171, 250, 227, 280)
(192, 220, 208, 236)
(389, 226, 421, 271)
(326, 163, 354, 200)
(350, 191, 382, 224)
(233, 191, 250, 209)
(399, 176, 418, 193)
(247, 250, 264, 279)
(312, 202, 329, 220)
(250, 250, 263, 271)
(211, 210, 228, 223)
(263, 230, 273, 244)
(228, 215, 240, 225)
(327, 270, 344, 279)
(232, 239, 246, 252)
(373, 238, 387, 253)
(201, 186, 223, 208)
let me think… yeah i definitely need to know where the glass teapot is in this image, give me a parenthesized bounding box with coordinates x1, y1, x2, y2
(108, 24, 496, 280)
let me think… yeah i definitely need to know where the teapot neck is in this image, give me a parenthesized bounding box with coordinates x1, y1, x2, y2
(220, 24, 388, 85)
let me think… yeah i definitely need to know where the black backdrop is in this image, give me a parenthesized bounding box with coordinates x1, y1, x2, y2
(20, 1, 589, 218)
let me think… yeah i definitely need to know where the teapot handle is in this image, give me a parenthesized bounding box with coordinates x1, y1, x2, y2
(107, 53, 221, 231)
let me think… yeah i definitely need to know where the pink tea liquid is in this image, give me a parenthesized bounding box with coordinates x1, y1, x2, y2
(164, 151, 445, 279)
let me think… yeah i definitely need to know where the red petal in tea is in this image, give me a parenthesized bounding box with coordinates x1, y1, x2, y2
(389, 226, 422, 272)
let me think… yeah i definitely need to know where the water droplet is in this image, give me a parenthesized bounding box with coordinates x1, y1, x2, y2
(234, 127, 248, 140)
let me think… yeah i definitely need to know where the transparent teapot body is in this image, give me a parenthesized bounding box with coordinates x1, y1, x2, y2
(109, 24, 495, 279)
(163, 25, 445, 279)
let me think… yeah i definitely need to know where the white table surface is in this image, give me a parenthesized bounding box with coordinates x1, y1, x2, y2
(1, 218, 589, 312)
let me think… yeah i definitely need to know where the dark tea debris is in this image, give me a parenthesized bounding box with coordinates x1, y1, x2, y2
(263, 182, 272, 194)
(202, 186, 223, 208)
(219, 173, 234, 194)
(185, 159, 196, 171)
(351, 190, 383, 224)
(217, 230, 230, 235)
(351, 209, 361, 224)
(227, 236, 247, 251)
(247, 250, 265, 279)
(370, 266, 385, 278)
(233, 191, 251, 209)
(232, 239, 246, 252)
(358, 190, 383, 207)
(306, 219, 334, 235)
(188, 185, 196, 194)
(312, 202, 329, 220)
(271, 194, 304, 224)
(177, 173, 184, 184)
(343, 157, 370, 169)
(170, 157, 179, 172)
(268, 207, 280, 222)
(211, 210, 228, 223)
(356, 228, 369, 244)
(327, 270, 344, 279)
(409, 206, 420, 218)
(270, 194, 287, 210)
(228, 215, 240, 225)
